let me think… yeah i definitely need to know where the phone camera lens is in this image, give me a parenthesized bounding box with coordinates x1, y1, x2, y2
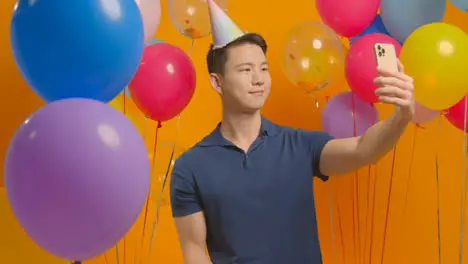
(382, 49, 386, 54)
(378, 52, 383, 57)
(377, 45, 381, 50)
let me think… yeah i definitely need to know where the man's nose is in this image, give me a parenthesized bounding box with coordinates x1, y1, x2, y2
(251, 71, 264, 86)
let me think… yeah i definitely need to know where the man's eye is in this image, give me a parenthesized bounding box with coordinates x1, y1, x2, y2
(262, 67, 268, 71)
(240, 68, 251, 72)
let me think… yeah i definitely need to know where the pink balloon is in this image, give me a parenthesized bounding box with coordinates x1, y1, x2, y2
(413, 101, 438, 124)
(316, 0, 379, 37)
(136, 0, 161, 44)
(322, 91, 379, 139)
(345, 33, 401, 103)
(445, 96, 468, 132)
(129, 43, 196, 122)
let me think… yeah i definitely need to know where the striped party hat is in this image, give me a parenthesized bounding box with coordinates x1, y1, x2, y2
(207, 0, 245, 49)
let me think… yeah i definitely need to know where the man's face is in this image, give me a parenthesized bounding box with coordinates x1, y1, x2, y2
(211, 43, 271, 113)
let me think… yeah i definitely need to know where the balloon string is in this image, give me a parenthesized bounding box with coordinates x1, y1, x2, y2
(365, 165, 374, 263)
(402, 124, 419, 217)
(137, 121, 162, 263)
(336, 198, 346, 264)
(368, 164, 378, 263)
(325, 95, 339, 264)
(380, 144, 398, 263)
(327, 179, 338, 264)
(124, 237, 126, 264)
(147, 115, 182, 258)
(351, 93, 361, 262)
(115, 244, 120, 264)
(104, 253, 109, 264)
(188, 39, 195, 56)
(459, 96, 468, 264)
(400, 120, 426, 260)
(434, 115, 442, 264)
(364, 104, 376, 263)
(123, 92, 127, 115)
(363, 165, 371, 260)
(325, 95, 344, 262)
(143, 117, 148, 141)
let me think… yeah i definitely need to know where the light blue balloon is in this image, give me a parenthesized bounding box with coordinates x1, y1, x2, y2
(124, 87, 132, 98)
(147, 38, 163, 45)
(449, 0, 468, 11)
(381, 0, 446, 43)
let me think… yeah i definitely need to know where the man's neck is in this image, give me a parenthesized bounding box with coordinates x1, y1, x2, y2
(220, 110, 262, 152)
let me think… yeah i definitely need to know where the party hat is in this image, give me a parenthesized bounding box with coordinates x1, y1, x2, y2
(207, 0, 245, 49)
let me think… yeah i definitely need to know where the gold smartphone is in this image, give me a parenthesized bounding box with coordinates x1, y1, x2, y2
(373, 43, 398, 74)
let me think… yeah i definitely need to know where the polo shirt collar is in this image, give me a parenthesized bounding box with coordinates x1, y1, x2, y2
(199, 116, 279, 147)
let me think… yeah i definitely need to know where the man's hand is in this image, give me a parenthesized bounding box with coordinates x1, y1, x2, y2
(374, 60, 415, 122)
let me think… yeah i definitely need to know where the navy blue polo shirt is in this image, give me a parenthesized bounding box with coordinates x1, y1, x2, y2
(170, 117, 334, 264)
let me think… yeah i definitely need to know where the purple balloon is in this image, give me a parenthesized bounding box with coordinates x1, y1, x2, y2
(4, 98, 150, 260)
(322, 91, 379, 138)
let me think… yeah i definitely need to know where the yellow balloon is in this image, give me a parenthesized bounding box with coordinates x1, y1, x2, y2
(0, 189, 67, 264)
(168, 0, 228, 39)
(108, 93, 125, 110)
(400, 22, 468, 110)
(108, 93, 146, 134)
(282, 21, 343, 95)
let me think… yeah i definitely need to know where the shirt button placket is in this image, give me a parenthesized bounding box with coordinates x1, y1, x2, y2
(243, 153, 248, 168)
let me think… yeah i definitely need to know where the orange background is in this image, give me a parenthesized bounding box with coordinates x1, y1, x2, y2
(1, 0, 468, 263)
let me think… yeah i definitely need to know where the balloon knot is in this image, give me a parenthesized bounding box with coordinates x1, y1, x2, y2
(157, 121, 162, 128)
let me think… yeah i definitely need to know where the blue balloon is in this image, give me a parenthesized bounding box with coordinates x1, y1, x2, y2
(10, 0, 145, 103)
(351, 15, 391, 45)
(381, 0, 446, 43)
(449, 0, 468, 11)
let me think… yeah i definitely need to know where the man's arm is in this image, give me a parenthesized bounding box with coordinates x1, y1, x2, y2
(174, 213, 212, 264)
(170, 157, 212, 264)
(319, 61, 415, 176)
(320, 111, 409, 176)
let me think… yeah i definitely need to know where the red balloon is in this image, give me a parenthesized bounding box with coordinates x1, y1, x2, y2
(316, 0, 379, 37)
(345, 33, 401, 103)
(129, 43, 196, 122)
(445, 96, 468, 132)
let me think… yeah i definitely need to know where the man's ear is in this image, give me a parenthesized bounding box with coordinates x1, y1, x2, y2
(209, 73, 223, 94)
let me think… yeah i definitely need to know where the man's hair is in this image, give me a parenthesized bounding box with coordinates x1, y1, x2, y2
(206, 33, 267, 76)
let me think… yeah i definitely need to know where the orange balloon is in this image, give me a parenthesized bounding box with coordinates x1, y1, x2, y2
(282, 21, 343, 95)
(168, 0, 228, 39)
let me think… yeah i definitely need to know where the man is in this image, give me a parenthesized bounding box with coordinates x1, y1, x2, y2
(170, 0, 414, 263)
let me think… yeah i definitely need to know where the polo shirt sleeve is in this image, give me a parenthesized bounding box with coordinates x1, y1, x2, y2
(299, 129, 334, 181)
(170, 156, 202, 217)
